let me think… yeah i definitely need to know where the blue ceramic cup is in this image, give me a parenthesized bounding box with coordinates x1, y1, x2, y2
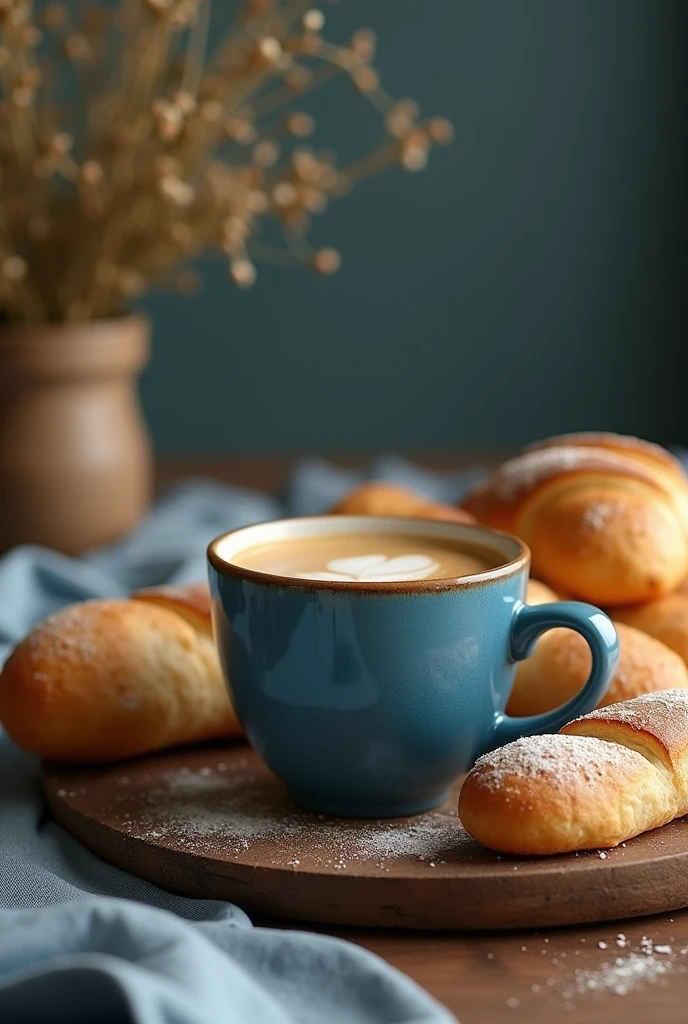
(208, 516, 619, 818)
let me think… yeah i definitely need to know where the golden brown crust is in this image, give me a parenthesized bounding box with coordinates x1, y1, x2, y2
(522, 480, 687, 604)
(612, 595, 688, 667)
(460, 690, 688, 855)
(131, 583, 243, 740)
(562, 689, 688, 774)
(462, 437, 688, 605)
(507, 623, 688, 717)
(525, 579, 560, 605)
(331, 481, 475, 524)
(459, 733, 673, 855)
(133, 582, 212, 633)
(527, 434, 688, 536)
(525, 432, 685, 479)
(0, 597, 242, 762)
(462, 449, 656, 532)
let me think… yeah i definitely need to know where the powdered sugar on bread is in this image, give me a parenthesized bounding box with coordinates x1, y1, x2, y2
(472, 447, 639, 504)
(461, 690, 688, 854)
(525, 432, 686, 475)
(565, 690, 688, 767)
(569, 689, 688, 728)
(471, 734, 645, 793)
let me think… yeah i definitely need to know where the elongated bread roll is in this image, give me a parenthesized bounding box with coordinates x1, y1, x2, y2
(612, 594, 688, 666)
(331, 481, 475, 524)
(508, 622, 688, 717)
(462, 433, 688, 605)
(134, 582, 214, 627)
(0, 584, 241, 762)
(459, 690, 688, 855)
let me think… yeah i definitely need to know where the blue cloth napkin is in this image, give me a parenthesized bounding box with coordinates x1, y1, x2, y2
(0, 459, 472, 1024)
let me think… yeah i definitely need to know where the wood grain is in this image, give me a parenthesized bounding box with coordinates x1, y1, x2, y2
(42, 743, 688, 932)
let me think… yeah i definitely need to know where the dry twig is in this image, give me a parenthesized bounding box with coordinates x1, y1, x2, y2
(0, 0, 453, 321)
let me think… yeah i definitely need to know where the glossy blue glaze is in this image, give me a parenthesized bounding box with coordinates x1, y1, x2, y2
(209, 523, 619, 818)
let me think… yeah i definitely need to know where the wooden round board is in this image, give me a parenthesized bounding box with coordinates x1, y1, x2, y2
(43, 743, 688, 931)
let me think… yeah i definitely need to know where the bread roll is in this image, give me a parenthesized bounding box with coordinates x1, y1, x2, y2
(0, 584, 241, 762)
(612, 594, 688, 666)
(459, 690, 688, 855)
(462, 433, 688, 606)
(526, 432, 688, 521)
(508, 622, 688, 717)
(133, 582, 213, 631)
(331, 481, 475, 524)
(525, 579, 560, 605)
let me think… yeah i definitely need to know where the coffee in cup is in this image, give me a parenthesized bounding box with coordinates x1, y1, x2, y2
(233, 530, 497, 582)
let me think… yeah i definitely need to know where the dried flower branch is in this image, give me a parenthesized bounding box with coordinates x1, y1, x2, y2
(0, 0, 453, 322)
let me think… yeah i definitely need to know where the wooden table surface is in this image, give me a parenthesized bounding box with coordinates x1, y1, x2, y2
(326, 915, 688, 1023)
(160, 454, 688, 1024)
(155, 451, 502, 495)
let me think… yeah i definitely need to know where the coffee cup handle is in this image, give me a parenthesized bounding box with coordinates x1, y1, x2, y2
(491, 601, 620, 749)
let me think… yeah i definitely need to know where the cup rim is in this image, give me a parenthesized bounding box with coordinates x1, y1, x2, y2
(207, 515, 530, 593)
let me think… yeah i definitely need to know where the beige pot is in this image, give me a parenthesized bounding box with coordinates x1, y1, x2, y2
(0, 313, 153, 555)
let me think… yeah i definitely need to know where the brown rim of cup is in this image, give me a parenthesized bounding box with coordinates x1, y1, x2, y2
(207, 515, 530, 594)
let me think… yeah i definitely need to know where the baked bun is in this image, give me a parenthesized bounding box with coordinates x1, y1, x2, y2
(462, 433, 688, 605)
(526, 433, 688, 520)
(508, 622, 688, 717)
(0, 584, 241, 762)
(459, 690, 688, 855)
(133, 582, 213, 630)
(612, 594, 688, 667)
(525, 579, 560, 605)
(331, 482, 475, 524)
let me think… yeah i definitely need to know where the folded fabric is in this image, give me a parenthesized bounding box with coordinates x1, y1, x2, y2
(0, 899, 450, 1024)
(0, 461, 465, 1024)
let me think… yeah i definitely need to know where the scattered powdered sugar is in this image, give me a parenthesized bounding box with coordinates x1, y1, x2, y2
(117, 762, 468, 870)
(358, 823, 459, 861)
(140, 771, 303, 851)
(581, 500, 629, 533)
(519, 933, 688, 1011)
(160, 764, 238, 794)
(572, 952, 672, 996)
(470, 733, 643, 792)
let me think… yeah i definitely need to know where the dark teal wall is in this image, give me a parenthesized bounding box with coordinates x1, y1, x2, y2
(140, 0, 688, 454)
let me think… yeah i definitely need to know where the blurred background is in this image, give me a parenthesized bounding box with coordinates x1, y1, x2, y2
(141, 0, 688, 455)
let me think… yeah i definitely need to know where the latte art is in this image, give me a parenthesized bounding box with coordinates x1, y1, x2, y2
(296, 554, 441, 582)
(235, 531, 499, 582)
